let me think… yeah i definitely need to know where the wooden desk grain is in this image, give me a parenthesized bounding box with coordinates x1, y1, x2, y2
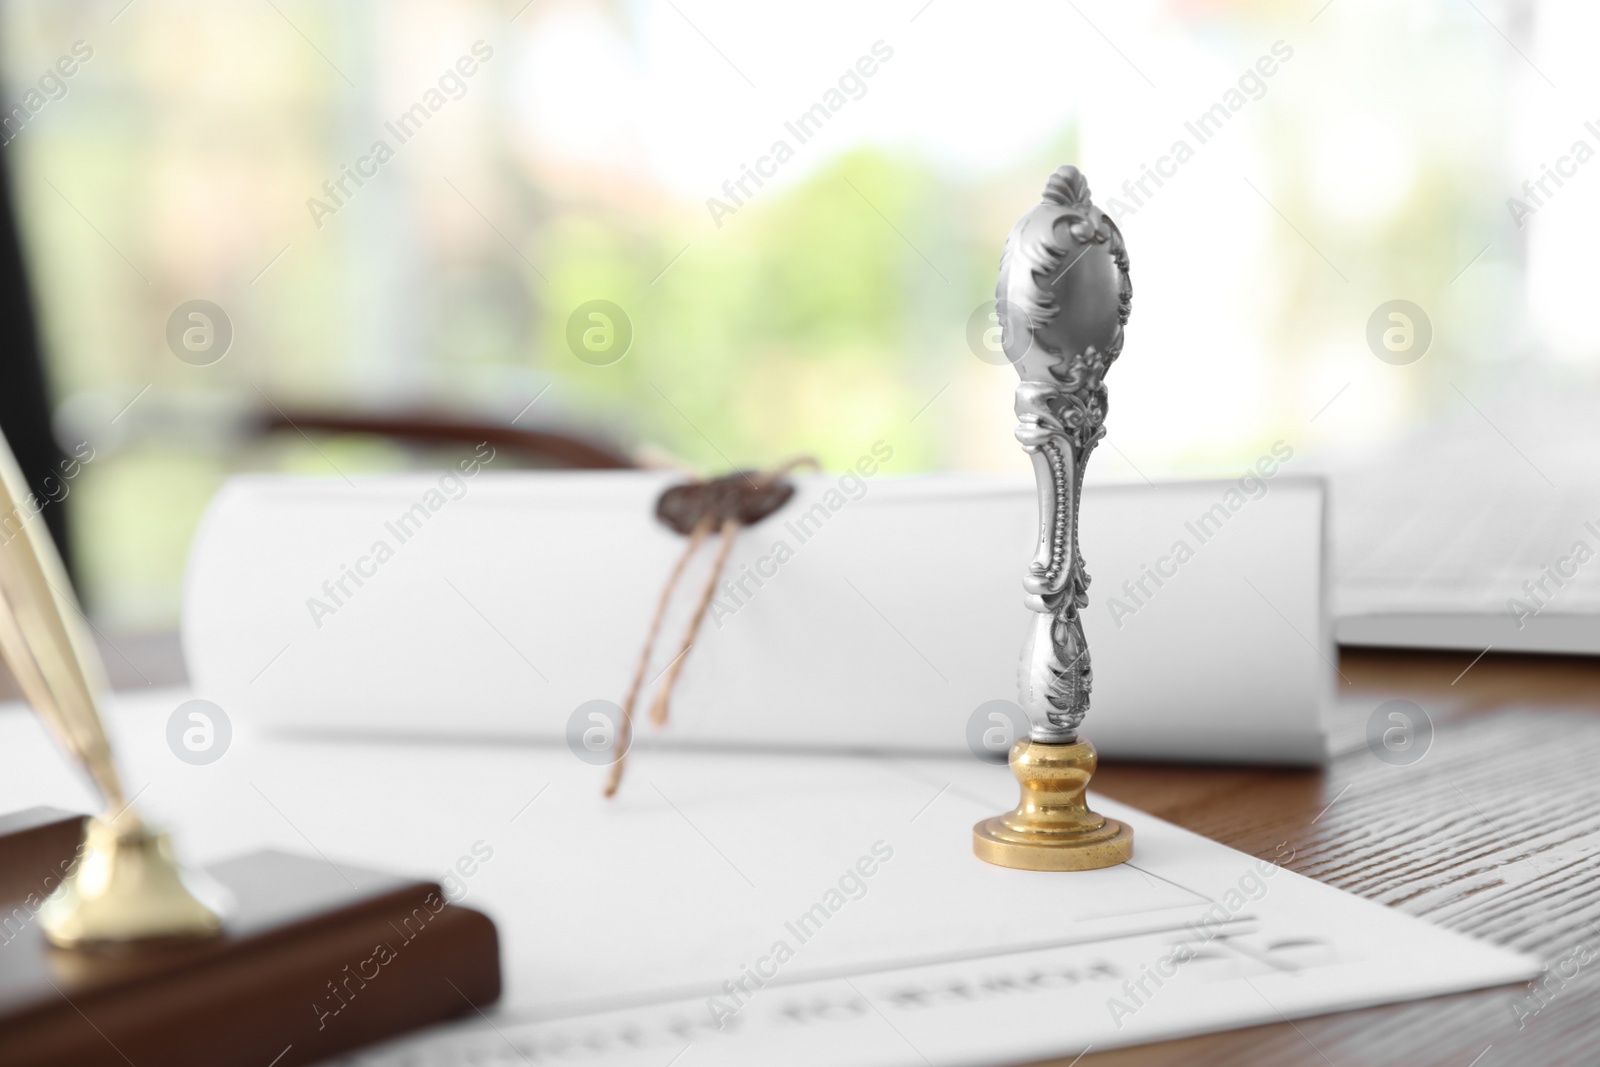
(1054, 648, 1600, 1067)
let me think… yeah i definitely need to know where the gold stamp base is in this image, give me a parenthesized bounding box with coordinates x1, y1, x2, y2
(972, 738, 1133, 872)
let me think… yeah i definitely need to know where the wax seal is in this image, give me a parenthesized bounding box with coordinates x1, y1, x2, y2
(605, 462, 808, 796)
(655, 471, 796, 534)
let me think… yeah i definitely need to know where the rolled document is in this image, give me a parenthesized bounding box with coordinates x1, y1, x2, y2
(183, 468, 1328, 763)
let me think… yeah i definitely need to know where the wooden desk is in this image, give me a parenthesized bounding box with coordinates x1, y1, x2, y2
(32, 637, 1599, 1064)
(1065, 647, 1600, 1067)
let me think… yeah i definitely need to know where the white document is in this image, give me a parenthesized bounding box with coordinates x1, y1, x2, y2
(0, 693, 1535, 1065)
(183, 471, 1329, 763)
(1326, 411, 1600, 655)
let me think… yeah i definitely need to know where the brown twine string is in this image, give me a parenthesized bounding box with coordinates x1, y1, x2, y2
(603, 514, 713, 798)
(648, 516, 739, 728)
(604, 457, 817, 798)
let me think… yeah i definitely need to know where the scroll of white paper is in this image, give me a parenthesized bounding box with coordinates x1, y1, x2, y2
(182, 469, 1328, 763)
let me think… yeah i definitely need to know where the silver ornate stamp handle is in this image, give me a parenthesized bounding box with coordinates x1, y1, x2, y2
(995, 166, 1131, 744)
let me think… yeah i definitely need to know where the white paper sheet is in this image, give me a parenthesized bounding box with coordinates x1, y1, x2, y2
(183, 471, 1329, 763)
(0, 692, 1534, 1066)
(1304, 393, 1600, 654)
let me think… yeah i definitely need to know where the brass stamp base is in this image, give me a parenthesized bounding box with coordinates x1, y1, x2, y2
(972, 738, 1133, 871)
